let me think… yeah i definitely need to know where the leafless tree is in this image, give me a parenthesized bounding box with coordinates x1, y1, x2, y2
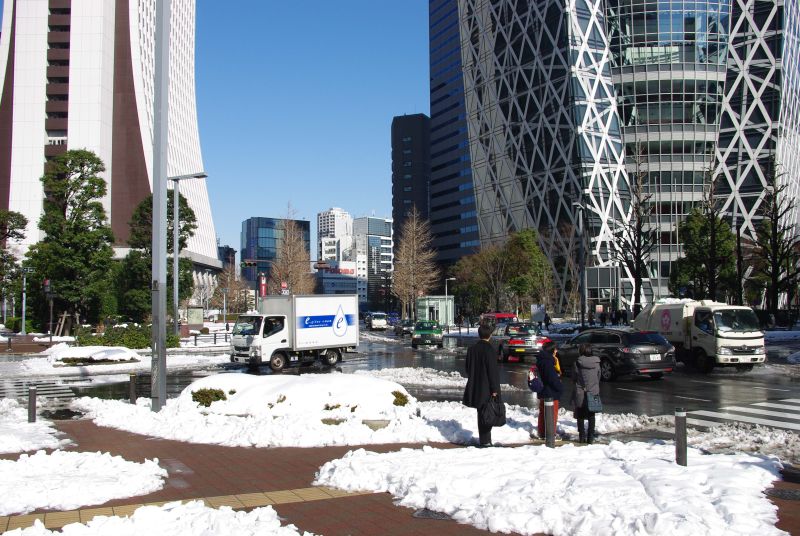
(392, 207, 440, 319)
(268, 218, 315, 295)
(210, 264, 251, 314)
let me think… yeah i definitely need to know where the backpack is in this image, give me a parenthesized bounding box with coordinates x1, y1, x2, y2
(527, 364, 544, 394)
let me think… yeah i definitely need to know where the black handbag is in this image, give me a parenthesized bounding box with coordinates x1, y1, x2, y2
(479, 395, 506, 427)
(586, 393, 603, 413)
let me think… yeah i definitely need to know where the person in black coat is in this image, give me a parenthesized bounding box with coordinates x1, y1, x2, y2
(536, 340, 564, 438)
(463, 323, 501, 447)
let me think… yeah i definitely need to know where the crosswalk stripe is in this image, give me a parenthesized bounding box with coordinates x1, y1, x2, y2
(689, 410, 800, 431)
(687, 417, 727, 428)
(753, 402, 800, 411)
(720, 405, 800, 420)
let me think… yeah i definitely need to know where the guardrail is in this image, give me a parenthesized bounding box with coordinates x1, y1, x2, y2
(183, 332, 232, 346)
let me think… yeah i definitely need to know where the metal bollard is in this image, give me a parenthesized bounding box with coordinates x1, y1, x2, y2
(194, 334, 198, 346)
(28, 387, 37, 422)
(214, 333, 217, 344)
(544, 398, 555, 448)
(6, 336, 11, 351)
(129, 373, 137, 404)
(675, 407, 687, 466)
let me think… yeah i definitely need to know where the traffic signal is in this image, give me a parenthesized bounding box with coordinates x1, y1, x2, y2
(240, 260, 258, 268)
(43, 279, 51, 294)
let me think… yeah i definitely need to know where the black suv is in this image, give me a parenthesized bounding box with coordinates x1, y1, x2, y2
(558, 328, 675, 381)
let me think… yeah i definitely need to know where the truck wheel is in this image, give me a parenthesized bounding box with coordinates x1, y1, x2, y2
(695, 350, 715, 373)
(600, 358, 616, 381)
(324, 349, 340, 367)
(269, 353, 286, 372)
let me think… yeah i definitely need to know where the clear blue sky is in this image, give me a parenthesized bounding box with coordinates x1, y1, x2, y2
(195, 1, 431, 257)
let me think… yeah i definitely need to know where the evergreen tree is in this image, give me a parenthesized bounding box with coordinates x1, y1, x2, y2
(25, 150, 115, 329)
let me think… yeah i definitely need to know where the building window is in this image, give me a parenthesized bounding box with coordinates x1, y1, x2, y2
(403, 186, 412, 192)
(403, 162, 412, 167)
(403, 174, 412, 179)
(402, 136, 411, 142)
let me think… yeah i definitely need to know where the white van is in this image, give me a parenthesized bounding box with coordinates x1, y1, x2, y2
(633, 299, 765, 372)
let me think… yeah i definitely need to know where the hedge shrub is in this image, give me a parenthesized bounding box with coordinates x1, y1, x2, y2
(76, 324, 180, 349)
(191, 388, 227, 407)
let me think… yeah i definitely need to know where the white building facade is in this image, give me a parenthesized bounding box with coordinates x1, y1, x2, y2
(0, 0, 220, 273)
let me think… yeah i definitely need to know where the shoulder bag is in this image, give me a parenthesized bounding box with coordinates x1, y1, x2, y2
(479, 395, 507, 427)
(586, 392, 603, 413)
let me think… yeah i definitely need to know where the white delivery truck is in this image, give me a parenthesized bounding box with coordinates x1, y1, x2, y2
(632, 299, 765, 372)
(230, 294, 359, 371)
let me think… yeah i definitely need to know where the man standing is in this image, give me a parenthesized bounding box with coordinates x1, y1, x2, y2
(463, 323, 501, 447)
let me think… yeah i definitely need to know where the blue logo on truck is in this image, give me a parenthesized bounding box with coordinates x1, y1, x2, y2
(297, 306, 355, 337)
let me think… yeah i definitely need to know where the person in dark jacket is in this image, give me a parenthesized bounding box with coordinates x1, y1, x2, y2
(572, 343, 601, 443)
(463, 323, 501, 447)
(536, 340, 564, 438)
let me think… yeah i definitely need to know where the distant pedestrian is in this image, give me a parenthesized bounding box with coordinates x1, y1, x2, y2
(599, 311, 607, 326)
(621, 308, 628, 325)
(544, 313, 551, 332)
(588, 311, 595, 326)
(572, 343, 601, 444)
(463, 323, 501, 447)
(536, 340, 563, 438)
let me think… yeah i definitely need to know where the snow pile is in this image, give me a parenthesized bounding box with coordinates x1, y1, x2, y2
(6, 501, 313, 536)
(315, 442, 785, 536)
(45, 345, 140, 365)
(0, 399, 68, 454)
(689, 422, 800, 465)
(356, 367, 523, 391)
(70, 374, 668, 448)
(360, 331, 398, 344)
(32, 335, 74, 343)
(0, 450, 167, 515)
(14, 348, 229, 378)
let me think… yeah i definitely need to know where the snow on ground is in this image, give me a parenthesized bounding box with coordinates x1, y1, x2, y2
(315, 442, 785, 536)
(70, 373, 666, 448)
(32, 335, 74, 343)
(1, 347, 230, 379)
(0, 450, 167, 515)
(359, 331, 399, 344)
(689, 422, 800, 465)
(45, 345, 140, 365)
(0, 399, 68, 454)
(6, 501, 313, 536)
(356, 367, 523, 392)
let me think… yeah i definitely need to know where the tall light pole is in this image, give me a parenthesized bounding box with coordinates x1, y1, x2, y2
(168, 172, 207, 335)
(150, 0, 170, 413)
(444, 277, 455, 332)
(221, 287, 229, 330)
(572, 201, 586, 327)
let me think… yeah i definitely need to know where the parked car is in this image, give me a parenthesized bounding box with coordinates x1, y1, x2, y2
(394, 319, 415, 336)
(493, 322, 549, 363)
(366, 312, 388, 331)
(412, 321, 443, 349)
(558, 327, 676, 381)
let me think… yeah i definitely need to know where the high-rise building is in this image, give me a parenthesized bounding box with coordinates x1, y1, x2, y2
(352, 216, 393, 310)
(427, 0, 480, 266)
(391, 114, 430, 238)
(240, 217, 310, 288)
(0, 0, 219, 271)
(457, 0, 800, 310)
(317, 207, 353, 261)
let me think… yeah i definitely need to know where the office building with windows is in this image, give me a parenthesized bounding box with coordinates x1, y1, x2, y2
(428, 0, 480, 265)
(0, 0, 220, 273)
(240, 217, 310, 288)
(457, 0, 800, 309)
(352, 216, 393, 310)
(317, 207, 353, 262)
(391, 114, 431, 238)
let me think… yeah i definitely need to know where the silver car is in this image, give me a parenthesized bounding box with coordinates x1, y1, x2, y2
(493, 322, 549, 363)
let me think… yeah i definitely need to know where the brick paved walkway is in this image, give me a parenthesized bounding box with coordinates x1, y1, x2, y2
(1, 420, 798, 535)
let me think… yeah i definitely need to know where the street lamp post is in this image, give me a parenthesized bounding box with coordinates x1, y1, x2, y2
(221, 287, 229, 330)
(20, 267, 33, 335)
(572, 201, 586, 327)
(169, 172, 207, 336)
(444, 277, 455, 332)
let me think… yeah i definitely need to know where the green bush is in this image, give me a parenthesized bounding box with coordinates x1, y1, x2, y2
(392, 390, 409, 406)
(7, 317, 34, 334)
(76, 324, 180, 349)
(191, 388, 227, 407)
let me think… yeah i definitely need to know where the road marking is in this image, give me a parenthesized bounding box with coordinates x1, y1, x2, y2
(616, 387, 647, 394)
(507, 371, 527, 376)
(674, 395, 711, 402)
(689, 410, 800, 431)
(721, 405, 800, 420)
(753, 402, 800, 411)
(687, 417, 726, 428)
(751, 386, 791, 392)
(688, 380, 718, 385)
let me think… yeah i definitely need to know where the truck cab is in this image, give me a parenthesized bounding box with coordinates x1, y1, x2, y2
(230, 314, 293, 369)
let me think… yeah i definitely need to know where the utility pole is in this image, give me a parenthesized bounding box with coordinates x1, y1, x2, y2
(21, 267, 33, 335)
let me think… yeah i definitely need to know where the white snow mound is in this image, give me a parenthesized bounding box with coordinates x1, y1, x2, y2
(0, 399, 68, 454)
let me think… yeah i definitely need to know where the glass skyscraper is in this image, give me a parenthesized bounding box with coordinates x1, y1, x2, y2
(240, 217, 311, 289)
